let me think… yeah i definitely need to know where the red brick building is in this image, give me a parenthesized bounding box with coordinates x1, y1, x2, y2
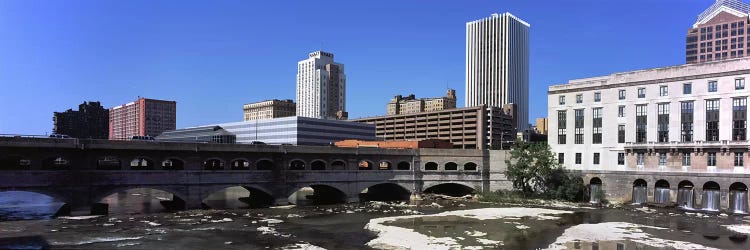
(109, 98, 176, 140)
(686, 0, 750, 64)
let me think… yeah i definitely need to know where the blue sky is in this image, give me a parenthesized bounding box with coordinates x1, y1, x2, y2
(0, 0, 711, 134)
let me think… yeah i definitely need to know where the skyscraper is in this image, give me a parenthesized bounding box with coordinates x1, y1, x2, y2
(109, 97, 176, 140)
(53, 101, 109, 139)
(296, 51, 347, 120)
(465, 13, 530, 130)
(686, 0, 750, 64)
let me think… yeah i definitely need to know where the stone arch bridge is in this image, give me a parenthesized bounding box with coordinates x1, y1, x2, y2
(0, 138, 512, 214)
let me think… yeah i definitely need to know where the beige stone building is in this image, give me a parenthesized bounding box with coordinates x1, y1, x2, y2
(535, 117, 548, 135)
(387, 89, 457, 115)
(243, 99, 296, 121)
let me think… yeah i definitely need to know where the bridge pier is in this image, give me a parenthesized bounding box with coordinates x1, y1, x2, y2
(274, 197, 291, 206)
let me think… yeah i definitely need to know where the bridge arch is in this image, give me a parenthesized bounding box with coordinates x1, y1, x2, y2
(360, 182, 411, 201)
(358, 160, 374, 170)
(0, 155, 32, 170)
(287, 183, 349, 205)
(289, 159, 306, 170)
(424, 162, 438, 171)
(230, 158, 251, 170)
(94, 186, 188, 214)
(330, 159, 347, 170)
(423, 182, 475, 197)
(310, 159, 327, 170)
(463, 162, 478, 171)
(201, 185, 275, 209)
(41, 156, 70, 170)
(255, 158, 275, 170)
(203, 158, 225, 170)
(129, 156, 155, 170)
(0, 190, 69, 218)
(397, 161, 411, 170)
(96, 156, 122, 170)
(378, 160, 392, 170)
(161, 157, 185, 170)
(444, 162, 458, 171)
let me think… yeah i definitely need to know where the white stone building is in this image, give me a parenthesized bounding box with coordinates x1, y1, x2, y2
(548, 57, 750, 173)
(296, 51, 347, 120)
(465, 12, 530, 130)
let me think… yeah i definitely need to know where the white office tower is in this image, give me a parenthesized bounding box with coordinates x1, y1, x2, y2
(465, 13, 530, 130)
(296, 51, 348, 120)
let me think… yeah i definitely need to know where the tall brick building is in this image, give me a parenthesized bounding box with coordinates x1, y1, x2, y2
(109, 98, 176, 140)
(686, 0, 750, 64)
(52, 101, 109, 139)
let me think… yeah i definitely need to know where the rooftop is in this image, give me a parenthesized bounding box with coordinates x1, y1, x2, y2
(695, 0, 750, 26)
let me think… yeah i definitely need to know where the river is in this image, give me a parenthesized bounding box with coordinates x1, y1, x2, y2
(2, 190, 750, 249)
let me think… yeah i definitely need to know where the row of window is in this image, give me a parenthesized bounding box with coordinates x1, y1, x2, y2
(557, 98, 748, 144)
(559, 152, 746, 167)
(558, 78, 746, 105)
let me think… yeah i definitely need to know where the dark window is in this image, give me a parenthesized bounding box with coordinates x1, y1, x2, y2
(558, 153, 564, 164)
(575, 153, 582, 165)
(683, 152, 691, 166)
(618, 125, 626, 143)
(659, 85, 668, 96)
(733, 98, 747, 141)
(637, 153, 645, 166)
(736, 152, 744, 167)
(559, 95, 565, 105)
(575, 109, 584, 144)
(658, 103, 669, 143)
(708, 152, 716, 167)
(594, 92, 601, 102)
(706, 100, 720, 141)
(576, 94, 583, 104)
(593, 153, 600, 165)
(708, 81, 718, 92)
(618, 89, 626, 100)
(592, 108, 602, 144)
(737, 78, 746, 90)
(637, 88, 645, 98)
(636, 104, 647, 143)
(617, 153, 625, 165)
(557, 110, 567, 144)
(681, 101, 694, 142)
(618, 105, 625, 117)
(683, 83, 692, 94)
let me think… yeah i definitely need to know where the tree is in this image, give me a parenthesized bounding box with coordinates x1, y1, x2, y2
(504, 140, 560, 195)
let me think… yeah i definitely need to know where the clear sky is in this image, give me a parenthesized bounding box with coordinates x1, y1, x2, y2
(0, 0, 713, 135)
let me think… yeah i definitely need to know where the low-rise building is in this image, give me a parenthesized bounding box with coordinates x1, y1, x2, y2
(351, 105, 515, 149)
(243, 99, 296, 121)
(334, 139, 453, 149)
(156, 126, 236, 143)
(387, 89, 457, 115)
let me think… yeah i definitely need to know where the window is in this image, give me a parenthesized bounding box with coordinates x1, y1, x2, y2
(559, 95, 565, 105)
(576, 94, 583, 103)
(708, 81, 718, 92)
(618, 125, 626, 143)
(708, 152, 716, 166)
(706, 99, 720, 141)
(683, 152, 691, 166)
(637, 88, 645, 98)
(594, 92, 601, 102)
(737, 78, 746, 90)
(557, 110, 567, 144)
(683, 83, 692, 94)
(575, 153, 582, 165)
(618, 89, 626, 100)
(636, 104, 648, 143)
(658, 153, 667, 166)
(637, 153, 645, 166)
(618, 105, 625, 117)
(593, 153, 600, 165)
(736, 152, 744, 167)
(733, 98, 747, 141)
(681, 101, 694, 142)
(575, 109, 584, 144)
(618, 153, 625, 165)
(658, 103, 669, 143)
(592, 108, 602, 144)
(659, 85, 668, 96)
(558, 153, 564, 164)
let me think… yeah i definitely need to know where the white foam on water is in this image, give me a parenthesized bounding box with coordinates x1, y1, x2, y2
(280, 243, 327, 250)
(465, 231, 486, 237)
(261, 218, 284, 224)
(476, 238, 502, 245)
(51, 236, 143, 246)
(544, 222, 720, 250)
(725, 224, 750, 235)
(365, 207, 572, 249)
(59, 215, 101, 220)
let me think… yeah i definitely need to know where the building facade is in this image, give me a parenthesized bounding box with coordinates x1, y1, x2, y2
(466, 12, 530, 130)
(387, 89, 457, 115)
(535, 117, 548, 135)
(52, 101, 109, 139)
(686, 0, 750, 64)
(351, 105, 515, 150)
(109, 98, 177, 140)
(243, 99, 296, 121)
(296, 51, 347, 120)
(205, 116, 374, 145)
(548, 57, 750, 173)
(155, 126, 236, 144)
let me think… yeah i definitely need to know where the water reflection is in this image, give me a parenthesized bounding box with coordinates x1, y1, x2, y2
(100, 188, 174, 214)
(0, 191, 64, 221)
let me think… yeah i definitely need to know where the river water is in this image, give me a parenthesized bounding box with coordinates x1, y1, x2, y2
(2, 190, 750, 249)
